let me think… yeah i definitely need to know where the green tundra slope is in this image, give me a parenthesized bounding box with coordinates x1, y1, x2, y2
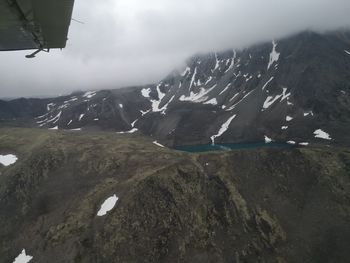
(0, 128, 350, 263)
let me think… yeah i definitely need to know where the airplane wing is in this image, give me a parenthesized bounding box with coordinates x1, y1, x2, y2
(0, 0, 75, 51)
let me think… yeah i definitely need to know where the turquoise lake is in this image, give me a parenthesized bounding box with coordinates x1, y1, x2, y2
(174, 142, 295, 153)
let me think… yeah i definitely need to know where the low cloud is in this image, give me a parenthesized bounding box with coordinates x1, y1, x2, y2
(1, 0, 350, 98)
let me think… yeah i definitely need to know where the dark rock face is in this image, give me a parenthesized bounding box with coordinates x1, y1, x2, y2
(1, 30, 350, 147)
(1, 128, 350, 262)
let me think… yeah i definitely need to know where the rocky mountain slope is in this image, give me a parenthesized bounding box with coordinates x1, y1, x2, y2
(1, 127, 350, 263)
(1, 30, 350, 147)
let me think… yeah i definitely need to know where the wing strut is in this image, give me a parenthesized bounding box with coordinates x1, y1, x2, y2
(25, 48, 50, 58)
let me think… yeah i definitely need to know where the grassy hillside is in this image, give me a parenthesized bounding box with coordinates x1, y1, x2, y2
(0, 128, 350, 262)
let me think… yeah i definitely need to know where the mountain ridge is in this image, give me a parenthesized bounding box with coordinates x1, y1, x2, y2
(1, 30, 350, 146)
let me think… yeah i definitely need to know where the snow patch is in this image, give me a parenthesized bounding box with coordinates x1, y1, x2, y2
(141, 88, 151, 98)
(64, 97, 78, 104)
(267, 41, 280, 70)
(229, 92, 240, 102)
(58, 104, 69, 110)
(48, 126, 58, 130)
(287, 141, 296, 145)
(262, 95, 282, 110)
(262, 87, 291, 111)
(196, 78, 202, 86)
(97, 194, 118, 216)
(286, 116, 293, 122)
(213, 53, 220, 72)
(36, 118, 48, 124)
(140, 109, 151, 116)
(46, 111, 62, 124)
(204, 98, 218, 105)
(79, 114, 85, 121)
(281, 126, 288, 130)
(204, 76, 213, 85)
(304, 111, 314, 117)
(119, 103, 123, 109)
(46, 103, 55, 111)
(143, 83, 174, 114)
(299, 142, 309, 146)
(181, 66, 191, 77)
(210, 115, 236, 145)
(189, 67, 197, 90)
(246, 75, 253, 82)
(160, 95, 175, 115)
(261, 77, 274, 90)
(345, 50, 350, 55)
(224, 50, 236, 73)
(13, 249, 33, 263)
(153, 141, 165, 148)
(35, 112, 49, 120)
(117, 128, 138, 134)
(281, 88, 291, 101)
(219, 83, 231, 95)
(0, 154, 18, 166)
(149, 84, 167, 112)
(264, 135, 273, 143)
(314, 129, 332, 140)
(83, 91, 97, 99)
(179, 84, 217, 103)
(226, 89, 255, 111)
(131, 119, 138, 127)
(70, 128, 82, 131)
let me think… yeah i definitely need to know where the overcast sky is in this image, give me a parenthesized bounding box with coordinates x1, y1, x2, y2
(1, 0, 350, 98)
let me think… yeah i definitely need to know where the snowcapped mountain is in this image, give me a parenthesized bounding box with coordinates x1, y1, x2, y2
(2, 30, 350, 146)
